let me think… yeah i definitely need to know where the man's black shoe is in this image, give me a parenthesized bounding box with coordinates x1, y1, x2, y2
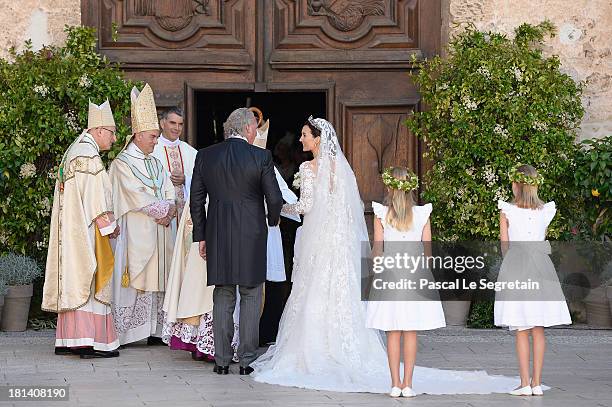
(239, 366, 254, 375)
(213, 364, 229, 375)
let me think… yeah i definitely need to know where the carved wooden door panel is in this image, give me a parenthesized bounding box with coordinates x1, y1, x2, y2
(264, 0, 439, 206)
(82, 0, 254, 70)
(82, 0, 440, 206)
(82, 0, 257, 106)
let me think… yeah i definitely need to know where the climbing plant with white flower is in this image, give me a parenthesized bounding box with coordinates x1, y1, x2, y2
(406, 22, 584, 241)
(0, 26, 137, 258)
(18, 163, 36, 179)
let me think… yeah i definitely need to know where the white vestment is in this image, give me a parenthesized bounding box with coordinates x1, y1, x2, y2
(152, 134, 197, 237)
(266, 167, 299, 282)
(109, 142, 176, 345)
(151, 134, 197, 200)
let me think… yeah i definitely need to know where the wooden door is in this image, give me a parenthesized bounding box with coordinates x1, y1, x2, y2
(82, 0, 440, 207)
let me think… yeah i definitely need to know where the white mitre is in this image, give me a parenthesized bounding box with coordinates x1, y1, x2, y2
(253, 119, 270, 149)
(87, 99, 116, 129)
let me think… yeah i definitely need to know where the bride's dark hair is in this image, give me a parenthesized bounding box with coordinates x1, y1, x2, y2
(303, 120, 322, 138)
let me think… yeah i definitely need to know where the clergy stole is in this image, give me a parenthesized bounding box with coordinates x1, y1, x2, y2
(94, 225, 114, 295)
(162, 144, 186, 219)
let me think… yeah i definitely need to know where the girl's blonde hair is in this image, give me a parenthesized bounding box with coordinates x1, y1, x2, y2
(512, 164, 544, 209)
(384, 167, 415, 231)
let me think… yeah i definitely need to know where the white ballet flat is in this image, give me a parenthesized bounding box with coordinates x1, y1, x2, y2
(509, 385, 532, 396)
(401, 387, 416, 398)
(389, 387, 402, 398)
(531, 385, 543, 396)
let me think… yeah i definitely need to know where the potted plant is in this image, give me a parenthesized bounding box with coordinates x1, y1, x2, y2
(604, 261, 612, 325)
(608, 280, 612, 319)
(0, 253, 42, 331)
(0, 279, 7, 326)
(580, 248, 612, 327)
(574, 135, 611, 327)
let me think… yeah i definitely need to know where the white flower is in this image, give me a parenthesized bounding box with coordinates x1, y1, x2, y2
(48, 169, 57, 180)
(465, 167, 475, 176)
(40, 197, 51, 216)
(482, 166, 498, 187)
(494, 124, 509, 139)
(438, 83, 449, 90)
(559, 112, 573, 127)
(461, 96, 478, 111)
(19, 163, 36, 178)
(35, 241, 47, 250)
(483, 34, 491, 42)
(477, 66, 491, 79)
(532, 121, 549, 132)
(64, 111, 80, 133)
(513, 67, 523, 81)
(494, 188, 509, 201)
(292, 172, 301, 189)
(457, 187, 467, 199)
(78, 74, 92, 88)
(33, 84, 49, 96)
(448, 200, 454, 208)
(438, 163, 446, 174)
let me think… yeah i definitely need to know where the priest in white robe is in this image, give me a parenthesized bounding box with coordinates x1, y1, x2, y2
(109, 84, 176, 345)
(42, 100, 121, 358)
(151, 107, 197, 224)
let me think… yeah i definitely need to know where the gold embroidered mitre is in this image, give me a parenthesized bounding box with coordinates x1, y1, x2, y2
(87, 99, 116, 129)
(130, 84, 159, 134)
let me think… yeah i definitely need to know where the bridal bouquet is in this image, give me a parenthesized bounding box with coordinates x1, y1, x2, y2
(292, 172, 301, 189)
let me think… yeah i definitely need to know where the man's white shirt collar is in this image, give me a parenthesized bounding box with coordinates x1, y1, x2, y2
(228, 132, 248, 142)
(159, 133, 181, 148)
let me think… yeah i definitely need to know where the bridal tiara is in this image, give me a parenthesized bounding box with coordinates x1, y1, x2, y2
(307, 115, 322, 132)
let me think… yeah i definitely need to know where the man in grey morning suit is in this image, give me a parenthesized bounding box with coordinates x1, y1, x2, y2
(190, 108, 283, 375)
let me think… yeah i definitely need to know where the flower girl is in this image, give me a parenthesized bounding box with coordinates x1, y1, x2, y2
(366, 167, 446, 398)
(495, 164, 571, 396)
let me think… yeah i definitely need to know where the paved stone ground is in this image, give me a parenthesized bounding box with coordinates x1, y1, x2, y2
(0, 326, 610, 407)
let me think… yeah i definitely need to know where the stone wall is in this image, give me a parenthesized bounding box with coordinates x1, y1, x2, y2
(446, 0, 612, 140)
(0, 0, 609, 140)
(0, 0, 80, 59)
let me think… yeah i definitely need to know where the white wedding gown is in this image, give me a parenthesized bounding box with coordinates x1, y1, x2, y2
(251, 118, 521, 394)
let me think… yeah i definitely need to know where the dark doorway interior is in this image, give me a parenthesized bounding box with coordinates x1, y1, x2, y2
(195, 91, 326, 195)
(195, 91, 326, 148)
(194, 91, 326, 344)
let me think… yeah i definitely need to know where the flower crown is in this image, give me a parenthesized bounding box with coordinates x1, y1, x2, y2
(508, 164, 544, 186)
(381, 167, 419, 192)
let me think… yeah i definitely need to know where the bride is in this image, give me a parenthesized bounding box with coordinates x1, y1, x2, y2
(251, 117, 518, 395)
